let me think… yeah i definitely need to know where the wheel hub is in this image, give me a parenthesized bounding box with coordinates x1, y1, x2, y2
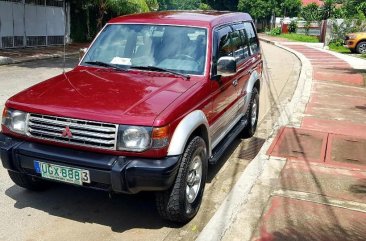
(186, 155, 202, 204)
(359, 43, 366, 54)
(251, 99, 257, 126)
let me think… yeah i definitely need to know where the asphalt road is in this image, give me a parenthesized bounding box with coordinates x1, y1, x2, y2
(0, 42, 300, 241)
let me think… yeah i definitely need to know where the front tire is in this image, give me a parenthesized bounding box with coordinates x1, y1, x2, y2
(8, 171, 49, 191)
(242, 88, 259, 138)
(356, 41, 366, 54)
(155, 136, 208, 223)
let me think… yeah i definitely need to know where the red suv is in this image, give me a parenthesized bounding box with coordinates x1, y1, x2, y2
(1, 11, 262, 223)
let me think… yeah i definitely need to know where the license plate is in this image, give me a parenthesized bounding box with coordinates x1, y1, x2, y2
(34, 161, 90, 185)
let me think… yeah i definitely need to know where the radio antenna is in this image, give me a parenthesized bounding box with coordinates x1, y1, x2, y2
(62, 0, 66, 74)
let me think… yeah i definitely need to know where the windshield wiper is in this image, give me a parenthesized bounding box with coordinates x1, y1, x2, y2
(131, 66, 190, 80)
(84, 61, 128, 72)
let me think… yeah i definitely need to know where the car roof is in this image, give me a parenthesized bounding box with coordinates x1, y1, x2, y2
(108, 11, 252, 28)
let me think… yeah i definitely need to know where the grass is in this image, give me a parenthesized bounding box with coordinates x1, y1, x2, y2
(278, 33, 320, 43)
(361, 54, 366, 59)
(328, 43, 351, 53)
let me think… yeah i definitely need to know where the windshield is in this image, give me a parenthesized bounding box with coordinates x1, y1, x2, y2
(82, 24, 208, 75)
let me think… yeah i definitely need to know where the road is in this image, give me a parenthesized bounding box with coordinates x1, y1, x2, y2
(0, 42, 300, 241)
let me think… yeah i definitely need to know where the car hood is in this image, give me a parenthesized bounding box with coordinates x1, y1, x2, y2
(7, 67, 199, 126)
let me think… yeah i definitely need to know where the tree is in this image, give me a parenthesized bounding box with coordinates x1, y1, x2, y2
(343, 0, 366, 18)
(237, 0, 273, 20)
(278, 0, 302, 17)
(301, 3, 322, 22)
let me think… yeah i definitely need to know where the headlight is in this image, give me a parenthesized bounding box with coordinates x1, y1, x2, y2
(117, 125, 170, 152)
(2, 108, 27, 134)
(117, 126, 152, 151)
(348, 34, 356, 40)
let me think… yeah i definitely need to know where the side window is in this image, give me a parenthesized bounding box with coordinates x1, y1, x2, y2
(244, 22, 260, 55)
(218, 32, 232, 59)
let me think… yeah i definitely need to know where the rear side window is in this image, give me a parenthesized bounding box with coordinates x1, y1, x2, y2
(231, 23, 250, 61)
(244, 22, 260, 54)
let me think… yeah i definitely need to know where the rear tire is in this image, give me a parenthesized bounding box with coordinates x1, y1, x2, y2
(356, 41, 366, 54)
(8, 171, 49, 191)
(155, 136, 207, 223)
(242, 88, 259, 138)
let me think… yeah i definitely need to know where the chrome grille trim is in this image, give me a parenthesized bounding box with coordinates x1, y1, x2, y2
(26, 113, 118, 150)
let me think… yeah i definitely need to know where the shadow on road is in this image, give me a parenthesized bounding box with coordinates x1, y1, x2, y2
(5, 184, 180, 232)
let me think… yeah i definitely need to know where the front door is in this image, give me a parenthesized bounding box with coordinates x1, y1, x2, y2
(210, 26, 238, 148)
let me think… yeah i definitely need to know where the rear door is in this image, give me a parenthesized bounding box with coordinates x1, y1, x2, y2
(244, 22, 262, 84)
(230, 23, 252, 113)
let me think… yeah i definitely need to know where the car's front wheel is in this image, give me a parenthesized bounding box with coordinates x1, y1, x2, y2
(155, 136, 208, 223)
(356, 41, 366, 54)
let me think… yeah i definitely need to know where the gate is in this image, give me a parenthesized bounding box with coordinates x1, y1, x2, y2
(0, 0, 68, 49)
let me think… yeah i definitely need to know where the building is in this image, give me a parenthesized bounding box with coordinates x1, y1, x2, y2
(302, 0, 324, 6)
(0, 0, 70, 49)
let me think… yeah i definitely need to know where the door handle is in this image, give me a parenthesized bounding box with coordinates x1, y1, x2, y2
(232, 79, 238, 86)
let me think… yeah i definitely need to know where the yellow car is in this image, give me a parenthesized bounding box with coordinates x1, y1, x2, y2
(345, 32, 366, 54)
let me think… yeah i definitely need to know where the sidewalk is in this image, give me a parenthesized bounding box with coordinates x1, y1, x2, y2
(250, 36, 366, 240)
(0, 43, 88, 65)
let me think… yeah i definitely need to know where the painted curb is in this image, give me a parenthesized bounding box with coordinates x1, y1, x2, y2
(196, 39, 313, 241)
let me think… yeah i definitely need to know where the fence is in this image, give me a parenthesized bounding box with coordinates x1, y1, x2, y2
(0, 0, 70, 49)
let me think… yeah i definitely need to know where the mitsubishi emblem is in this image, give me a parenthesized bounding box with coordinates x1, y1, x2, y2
(62, 126, 73, 138)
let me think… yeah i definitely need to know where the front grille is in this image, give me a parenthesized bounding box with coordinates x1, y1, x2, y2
(27, 113, 118, 150)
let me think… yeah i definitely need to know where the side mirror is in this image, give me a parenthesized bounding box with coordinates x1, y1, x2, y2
(217, 56, 236, 77)
(79, 48, 88, 61)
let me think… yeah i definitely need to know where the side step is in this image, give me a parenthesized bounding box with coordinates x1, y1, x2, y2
(209, 118, 247, 165)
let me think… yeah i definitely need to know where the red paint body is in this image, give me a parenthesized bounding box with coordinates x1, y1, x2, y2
(4, 11, 255, 158)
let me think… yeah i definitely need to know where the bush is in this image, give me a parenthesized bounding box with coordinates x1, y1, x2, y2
(288, 21, 298, 33)
(268, 27, 281, 36)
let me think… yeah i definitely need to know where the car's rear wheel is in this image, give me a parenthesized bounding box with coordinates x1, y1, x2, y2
(155, 136, 207, 223)
(8, 171, 49, 191)
(356, 41, 366, 54)
(242, 88, 259, 138)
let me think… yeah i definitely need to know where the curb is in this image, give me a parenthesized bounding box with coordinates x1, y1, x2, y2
(196, 38, 313, 241)
(0, 52, 78, 66)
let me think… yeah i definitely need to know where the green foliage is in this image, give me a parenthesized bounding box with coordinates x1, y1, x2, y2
(280, 33, 320, 42)
(199, 3, 212, 10)
(268, 27, 282, 36)
(328, 42, 351, 53)
(343, 0, 366, 18)
(237, 0, 301, 20)
(301, 3, 322, 22)
(107, 0, 149, 15)
(204, 0, 238, 11)
(288, 20, 298, 33)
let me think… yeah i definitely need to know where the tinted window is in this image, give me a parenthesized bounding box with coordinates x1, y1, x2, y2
(244, 22, 260, 54)
(218, 32, 232, 59)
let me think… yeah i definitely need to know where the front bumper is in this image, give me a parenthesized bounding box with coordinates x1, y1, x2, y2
(0, 134, 180, 194)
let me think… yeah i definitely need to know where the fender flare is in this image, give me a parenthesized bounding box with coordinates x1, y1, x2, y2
(242, 70, 260, 111)
(167, 110, 211, 156)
